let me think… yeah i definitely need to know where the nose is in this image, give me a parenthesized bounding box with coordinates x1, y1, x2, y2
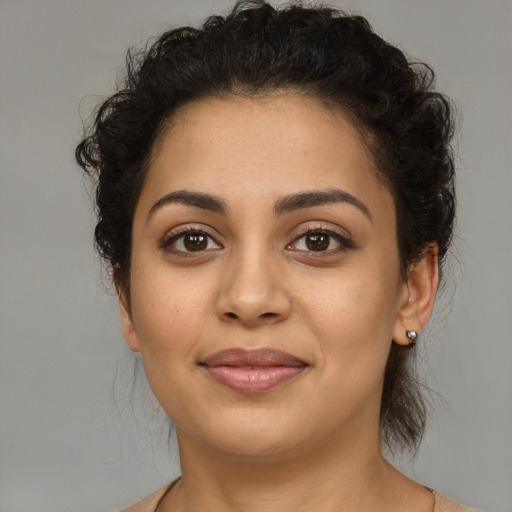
(216, 249, 292, 327)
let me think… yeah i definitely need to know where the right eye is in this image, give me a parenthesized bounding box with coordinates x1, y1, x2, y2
(164, 230, 222, 254)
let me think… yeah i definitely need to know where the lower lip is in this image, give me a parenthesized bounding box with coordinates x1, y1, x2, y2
(204, 365, 306, 393)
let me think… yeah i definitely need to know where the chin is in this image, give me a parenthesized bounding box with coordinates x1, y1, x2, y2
(207, 430, 309, 461)
(175, 402, 315, 460)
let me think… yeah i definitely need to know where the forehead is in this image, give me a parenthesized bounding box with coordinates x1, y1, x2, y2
(140, 94, 393, 218)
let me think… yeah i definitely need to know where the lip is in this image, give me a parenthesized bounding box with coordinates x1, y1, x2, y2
(201, 348, 308, 393)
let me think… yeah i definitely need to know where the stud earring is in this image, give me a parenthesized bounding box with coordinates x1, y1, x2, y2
(406, 330, 418, 347)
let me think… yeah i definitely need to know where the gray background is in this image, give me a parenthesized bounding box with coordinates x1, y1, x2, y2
(1, 0, 511, 511)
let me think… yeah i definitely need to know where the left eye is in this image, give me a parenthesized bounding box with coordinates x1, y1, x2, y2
(288, 231, 348, 252)
(165, 231, 221, 253)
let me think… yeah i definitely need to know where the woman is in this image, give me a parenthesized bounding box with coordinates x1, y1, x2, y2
(76, 1, 475, 510)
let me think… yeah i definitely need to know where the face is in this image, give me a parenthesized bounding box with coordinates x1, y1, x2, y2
(120, 94, 428, 461)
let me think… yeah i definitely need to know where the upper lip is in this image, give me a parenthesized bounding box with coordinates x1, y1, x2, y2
(201, 348, 307, 367)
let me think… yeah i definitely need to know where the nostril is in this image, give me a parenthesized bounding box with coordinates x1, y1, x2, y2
(226, 312, 238, 319)
(261, 312, 277, 318)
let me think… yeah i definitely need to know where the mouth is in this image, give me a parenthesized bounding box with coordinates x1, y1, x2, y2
(200, 348, 308, 393)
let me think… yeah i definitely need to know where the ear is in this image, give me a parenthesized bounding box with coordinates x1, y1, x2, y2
(393, 244, 440, 346)
(118, 286, 141, 353)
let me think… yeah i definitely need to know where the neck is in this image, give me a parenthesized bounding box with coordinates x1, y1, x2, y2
(160, 427, 418, 512)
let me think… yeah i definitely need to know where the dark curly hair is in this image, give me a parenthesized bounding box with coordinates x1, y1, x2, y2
(76, 0, 456, 453)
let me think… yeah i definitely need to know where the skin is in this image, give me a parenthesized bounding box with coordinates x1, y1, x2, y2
(119, 94, 439, 512)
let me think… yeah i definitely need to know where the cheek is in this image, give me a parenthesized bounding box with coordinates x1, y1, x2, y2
(298, 264, 400, 370)
(304, 270, 397, 332)
(129, 264, 213, 357)
(128, 268, 211, 409)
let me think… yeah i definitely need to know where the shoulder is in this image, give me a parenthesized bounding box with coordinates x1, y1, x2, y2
(120, 481, 176, 512)
(120, 483, 477, 512)
(433, 490, 478, 512)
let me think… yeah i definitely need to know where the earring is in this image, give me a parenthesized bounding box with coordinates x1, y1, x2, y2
(406, 330, 418, 347)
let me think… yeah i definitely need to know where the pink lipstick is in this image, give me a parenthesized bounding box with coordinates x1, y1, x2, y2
(201, 348, 307, 393)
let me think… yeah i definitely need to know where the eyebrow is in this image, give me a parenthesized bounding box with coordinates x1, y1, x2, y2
(274, 189, 372, 221)
(148, 187, 371, 222)
(148, 190, 228, 219)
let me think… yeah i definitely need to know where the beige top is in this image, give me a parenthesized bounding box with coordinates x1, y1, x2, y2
(120, 479, 477, 512)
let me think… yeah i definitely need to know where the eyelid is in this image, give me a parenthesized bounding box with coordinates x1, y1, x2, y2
(292, 222, 351, 239)
(287, 223, 355, 252)
(160, 224, 223, 252)
(159, 222, 354, 255)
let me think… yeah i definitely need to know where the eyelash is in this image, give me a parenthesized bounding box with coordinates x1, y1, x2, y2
(287, 226, 354, 255)
(161, 225, 354, 256)
(161, 226, 222, 256)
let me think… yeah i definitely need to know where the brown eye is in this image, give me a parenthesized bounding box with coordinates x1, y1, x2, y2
(184, 233, 208, 251)
(288, 229, 353, 254)
(305, 233, 330, 251)
(165, 230, 222, 253)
